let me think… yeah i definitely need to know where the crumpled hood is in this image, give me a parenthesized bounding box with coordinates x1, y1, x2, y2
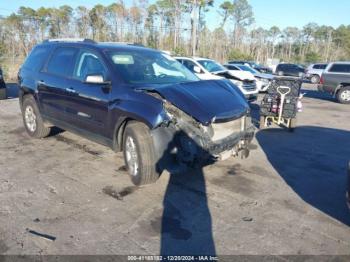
(137, 80, 249, 125)
(254, 72, 274, 80)
(227, 70, 255, 81)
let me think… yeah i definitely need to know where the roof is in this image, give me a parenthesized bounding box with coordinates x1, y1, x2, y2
(174, 56, 213, 61)
(41, 38, 155, 52)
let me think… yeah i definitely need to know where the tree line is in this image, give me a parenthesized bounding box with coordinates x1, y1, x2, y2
(0, 0, 350, 79)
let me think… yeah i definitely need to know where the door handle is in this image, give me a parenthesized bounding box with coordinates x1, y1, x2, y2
(65, 87, 76, 93)
(37, 80, 46, 85)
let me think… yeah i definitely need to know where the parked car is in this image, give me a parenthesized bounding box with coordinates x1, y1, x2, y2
(175, 57, 258, 101)
(305, 63, 327, 84)
(0, 67, 6, 99)
(275, 63, 305, 77)
(18, 39, 255, 185)
(224, 64, 274, 92)
(228, 60, 272, 74)
(318, 62, 350, 104)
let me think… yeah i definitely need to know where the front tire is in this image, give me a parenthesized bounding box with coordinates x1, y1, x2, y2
(22, 95, 51, 138)
(123, 122, 159, 186)
(336, 87, 350, 104)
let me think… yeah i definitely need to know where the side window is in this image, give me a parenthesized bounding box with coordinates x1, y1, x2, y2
(22, 45, 52, 72)
(313, 64, 320, 69)
(74, 51, 107, 81)
(319, 64, 327, 70)
(228, 65, 239, 70)
(46, 47, 78, 77)
(329, 64, 350, 73)
(182, 60, 198, 73)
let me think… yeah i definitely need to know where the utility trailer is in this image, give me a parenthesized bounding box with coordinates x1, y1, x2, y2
(259, 77, 302, 131)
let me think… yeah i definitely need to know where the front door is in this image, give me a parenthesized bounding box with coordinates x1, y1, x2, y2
(64, 49, 111, 137)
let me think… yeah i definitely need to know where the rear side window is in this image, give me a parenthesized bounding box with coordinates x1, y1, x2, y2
(46, 47, 78, 77)
(22, 45, 52, 72)
(329, 64, 350, 73)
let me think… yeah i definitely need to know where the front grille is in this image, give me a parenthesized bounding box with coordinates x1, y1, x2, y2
(211, 117, 244, 141)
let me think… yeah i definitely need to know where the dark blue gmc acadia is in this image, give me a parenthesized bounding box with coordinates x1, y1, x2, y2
(18, 39, 255, 185)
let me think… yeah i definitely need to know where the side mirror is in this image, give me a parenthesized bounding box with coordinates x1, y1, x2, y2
(193, 66, 202, 74)
(85, 75, 109, 84)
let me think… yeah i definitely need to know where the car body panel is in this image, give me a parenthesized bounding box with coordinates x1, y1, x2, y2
(137, 79, 249, 125)
(175, 57, 258, 99)
(319, 62, 350, 95)
(276, 63, 305, 77)
(306, 63, 327, 79)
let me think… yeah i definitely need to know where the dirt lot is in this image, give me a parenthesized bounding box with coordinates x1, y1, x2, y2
(0, 83, 350, 256)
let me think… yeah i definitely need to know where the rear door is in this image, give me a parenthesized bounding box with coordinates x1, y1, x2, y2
(323, 63, 350, 93)
(38, 46, 79, 121)
(64, 49, 111, 137)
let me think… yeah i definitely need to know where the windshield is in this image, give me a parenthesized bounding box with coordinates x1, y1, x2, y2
(197, 60, 226, 73)
(237, 65, 258, 74)
(107, 50, 199, 84)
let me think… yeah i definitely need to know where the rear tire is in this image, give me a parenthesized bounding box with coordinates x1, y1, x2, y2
(310, 75, 320, 84)
(123, 122, 159, 186)
(336, 87, 350, 104)
(22, 95, 51, 138)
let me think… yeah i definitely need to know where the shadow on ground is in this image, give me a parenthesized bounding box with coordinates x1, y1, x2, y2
(157, 131, 216, 255)
(301, 88, 336, 102)
(256, 126, 350, 226)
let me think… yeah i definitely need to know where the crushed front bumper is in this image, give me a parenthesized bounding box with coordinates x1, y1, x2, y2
(151, 116, 255, 170)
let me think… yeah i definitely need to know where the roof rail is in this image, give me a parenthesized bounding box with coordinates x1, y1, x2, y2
(100, 41, 144, 47)
(43, 38, 96, 44)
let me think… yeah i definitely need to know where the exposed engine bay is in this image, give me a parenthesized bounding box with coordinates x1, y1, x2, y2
(149, 93, 255, 171)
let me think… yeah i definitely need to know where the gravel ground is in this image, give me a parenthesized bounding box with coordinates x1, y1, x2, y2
(0, 83, 349, 256)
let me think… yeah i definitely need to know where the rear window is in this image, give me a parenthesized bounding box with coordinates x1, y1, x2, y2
(329, 64, 350, 73)
(313, 64, 327, 69)
(46, 47, 78, 77)
(22, 45, 52, 72)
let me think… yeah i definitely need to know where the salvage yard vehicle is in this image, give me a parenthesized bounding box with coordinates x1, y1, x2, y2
(175, 56, 258, 101)
(228, 60, 272, 74)
(18, 39, 255, 185)
(318, 62, 350, 104)
(305, 63, 327, 84)
(0, 67, 6, 99)
(259, 77, 302, 132)
(275, 63, 305, 77)
(224, 64, 273, 92)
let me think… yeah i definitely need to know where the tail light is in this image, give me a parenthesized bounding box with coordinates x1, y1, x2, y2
(320, 75, 324, 85)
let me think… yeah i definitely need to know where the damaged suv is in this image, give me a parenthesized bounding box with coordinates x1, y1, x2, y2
(18, 39, 255, 185)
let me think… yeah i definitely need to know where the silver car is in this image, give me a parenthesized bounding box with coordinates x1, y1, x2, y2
(306, 63, 327, 84)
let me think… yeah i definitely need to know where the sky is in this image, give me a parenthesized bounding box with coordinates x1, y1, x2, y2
(0, 0, 349, 30)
